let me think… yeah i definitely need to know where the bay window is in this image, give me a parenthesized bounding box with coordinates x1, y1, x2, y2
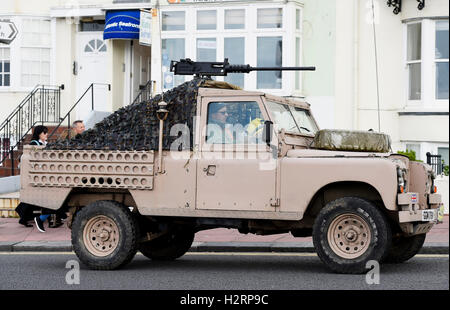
(405, 19, 449, 105)
(161, 5, 300, 94)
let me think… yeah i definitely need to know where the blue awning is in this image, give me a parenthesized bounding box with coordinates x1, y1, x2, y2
(104, 10, 140, 40)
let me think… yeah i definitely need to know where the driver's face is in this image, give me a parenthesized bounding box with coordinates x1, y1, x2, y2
(212, 107, 229, 124)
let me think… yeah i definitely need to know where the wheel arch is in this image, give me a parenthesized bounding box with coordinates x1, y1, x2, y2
(304, 181, 390, 219)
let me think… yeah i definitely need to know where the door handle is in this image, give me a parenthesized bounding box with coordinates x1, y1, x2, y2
(203, 165, 216, 176)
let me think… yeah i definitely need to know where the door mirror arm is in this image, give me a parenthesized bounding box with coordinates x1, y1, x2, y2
(263, 120, 274, 146)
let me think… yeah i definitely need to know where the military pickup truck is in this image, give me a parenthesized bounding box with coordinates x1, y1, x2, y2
(19, 62, 443, 274)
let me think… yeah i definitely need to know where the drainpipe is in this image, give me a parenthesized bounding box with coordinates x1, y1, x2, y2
(352, 0, 360, 130)
(151, 0, 162, 94)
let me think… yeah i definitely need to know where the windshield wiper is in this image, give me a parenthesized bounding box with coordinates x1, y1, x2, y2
(299, 126, 311, 132)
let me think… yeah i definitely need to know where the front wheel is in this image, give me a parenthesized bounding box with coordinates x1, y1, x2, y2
(312, 197, 391, 274)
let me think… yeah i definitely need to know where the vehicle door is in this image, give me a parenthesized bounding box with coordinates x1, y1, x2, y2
(196, 96, 278, 212)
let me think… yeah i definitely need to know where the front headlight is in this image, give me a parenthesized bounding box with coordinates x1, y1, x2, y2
(397, 167, 405, 193)
(430, 171, 437, 193)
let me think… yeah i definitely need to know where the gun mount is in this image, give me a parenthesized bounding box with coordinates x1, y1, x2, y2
(170, 58, 316, 78)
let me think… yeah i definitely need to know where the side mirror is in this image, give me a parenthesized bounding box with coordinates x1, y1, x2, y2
(263, 120, 273, 145)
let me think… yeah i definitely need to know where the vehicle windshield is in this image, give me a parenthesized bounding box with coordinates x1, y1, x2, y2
(265, 100, 318, 135)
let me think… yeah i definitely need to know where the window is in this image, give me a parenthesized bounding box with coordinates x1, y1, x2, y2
(224, 37, 245, 88)
(197, 10, 216, 30)
(407, 23, 421, 100)
(80, 21, 105, 32)
(21, 18, 51, 87)
(160, 5, 301, 94)
(84, 39, 107, 53)
(406, 143, 421, 160)
(438, 147, 449, 166)
(0, 47, 10, 87)
(435, 21, 449, 100)
(206, 101, 264, 144)
(257, 8, 283, 29)
(162, 11, 185, 31)
(162, 38, 185, 87)
(225, 9, 245, 30)
(405, 19, 449, 105)
(197, 38, 216, 61)
(266, 101, 318, 135)
(257, 37, 282, 89)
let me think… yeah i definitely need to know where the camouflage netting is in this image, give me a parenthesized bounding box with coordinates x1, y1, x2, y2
(311, 129, 392, 153)
(46, 78, 239, 151)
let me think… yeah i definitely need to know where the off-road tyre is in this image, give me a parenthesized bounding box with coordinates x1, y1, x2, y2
(312, 197, 391, 274)
(383, 233, 426, 264)
(71, 200, 140, 270)
(139, 228, 195, 261)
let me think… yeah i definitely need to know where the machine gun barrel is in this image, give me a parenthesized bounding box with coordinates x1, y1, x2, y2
(170, 58, 316, 77)
(227, 64, 316, 73)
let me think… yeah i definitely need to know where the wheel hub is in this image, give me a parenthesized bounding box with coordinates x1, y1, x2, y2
(83, 215, 119, 257)
(327, 213, 371, 259)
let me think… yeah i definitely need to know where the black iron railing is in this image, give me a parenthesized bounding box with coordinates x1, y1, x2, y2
(131, 80, 155, 106)
(0, 85, 63, 172)
(48, 83, 111, 141)
(0, 80, 155, 175)
(426, 152, 444, 175)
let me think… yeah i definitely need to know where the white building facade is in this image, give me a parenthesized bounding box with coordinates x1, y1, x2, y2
(0, 0, 448, 166)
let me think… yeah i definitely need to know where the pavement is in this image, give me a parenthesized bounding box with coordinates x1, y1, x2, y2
(0, 216, 448, 254)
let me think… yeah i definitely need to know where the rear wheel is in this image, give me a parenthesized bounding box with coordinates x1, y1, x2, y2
(139, 228, 195, 261)
(312, 197, 391, 274)
(383, 234, 426, 264)
(71, 200, 139, 270)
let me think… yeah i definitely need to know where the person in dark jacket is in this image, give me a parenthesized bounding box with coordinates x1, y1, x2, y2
(16, 126, 49, 228)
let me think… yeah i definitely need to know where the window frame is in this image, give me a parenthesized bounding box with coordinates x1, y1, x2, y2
(404, 18, 449, 108)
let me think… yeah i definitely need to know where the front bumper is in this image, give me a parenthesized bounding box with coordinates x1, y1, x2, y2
(396, 192, 444, 235)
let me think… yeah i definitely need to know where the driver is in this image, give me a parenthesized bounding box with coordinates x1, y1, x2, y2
(207, 103, 235, 144)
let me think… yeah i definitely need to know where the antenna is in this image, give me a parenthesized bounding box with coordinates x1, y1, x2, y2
(371, 0, 381, 132)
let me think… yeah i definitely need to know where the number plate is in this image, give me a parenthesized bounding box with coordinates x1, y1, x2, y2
(422, 210, 435, 222)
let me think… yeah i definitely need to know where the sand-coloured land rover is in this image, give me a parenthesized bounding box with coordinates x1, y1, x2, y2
(19, 66, 443, 274)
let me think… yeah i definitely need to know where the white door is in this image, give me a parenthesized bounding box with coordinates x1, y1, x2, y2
(76, 33, 109, 121)
(130, 40, 151, 103)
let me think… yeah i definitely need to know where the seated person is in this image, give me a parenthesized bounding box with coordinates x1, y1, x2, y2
(207, 102, 265, 145)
